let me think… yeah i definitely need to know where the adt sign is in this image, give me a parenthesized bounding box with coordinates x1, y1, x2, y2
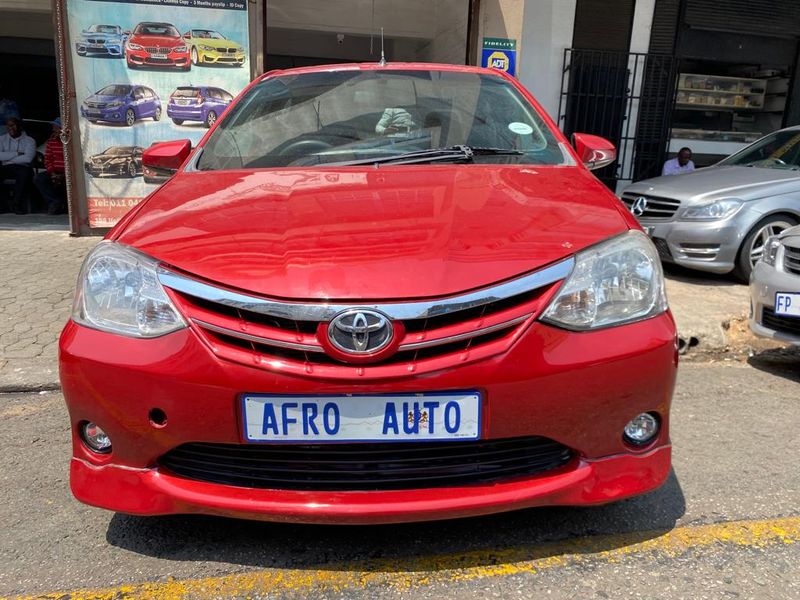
(481, 38, 517, 77)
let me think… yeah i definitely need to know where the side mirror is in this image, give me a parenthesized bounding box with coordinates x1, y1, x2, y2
(572, 133, 616, 171)
(143, 139, 192, 175)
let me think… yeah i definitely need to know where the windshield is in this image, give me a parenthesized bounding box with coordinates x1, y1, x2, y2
(135, 23, 179, 37)
(192, 30, 224, 39)
(197, 70, 567, 170)
(97, 85, 131, 96)
(102, 147, 135, 156)
(720, 129, 800, 170)
(93, 25, 119, 34)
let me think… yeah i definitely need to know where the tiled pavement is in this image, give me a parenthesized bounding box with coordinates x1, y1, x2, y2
(0, 230, 98, 390)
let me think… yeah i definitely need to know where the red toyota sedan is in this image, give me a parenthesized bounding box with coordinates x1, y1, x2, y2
(125, 22, 190, 71)
(61, 63, 677, 524)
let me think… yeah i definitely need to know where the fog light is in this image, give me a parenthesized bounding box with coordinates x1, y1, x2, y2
(82, 422, 112, 453)
(623, 413, 659, 446)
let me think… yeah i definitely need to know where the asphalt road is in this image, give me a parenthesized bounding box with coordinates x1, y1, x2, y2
(1, 360, 798, 599)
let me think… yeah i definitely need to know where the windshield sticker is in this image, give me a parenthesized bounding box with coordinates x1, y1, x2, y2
(508, 122, 533, 135)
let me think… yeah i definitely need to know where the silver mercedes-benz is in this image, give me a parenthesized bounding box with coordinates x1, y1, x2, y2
(750, 224, 800, 345)
(621, 126, 800, 280)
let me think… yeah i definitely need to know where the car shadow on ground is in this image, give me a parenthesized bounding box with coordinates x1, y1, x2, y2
(105, 470, 685, 571)
(747, 348, 800, 383)
(663, 263, 743, 287)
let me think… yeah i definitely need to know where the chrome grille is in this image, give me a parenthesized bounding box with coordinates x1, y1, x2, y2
(621, 194, 681, 220)
(784, 244, 800, 276)
(159, 259, 572, 379)
(145, 46, 168, 55)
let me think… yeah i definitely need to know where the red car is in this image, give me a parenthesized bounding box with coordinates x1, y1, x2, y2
(125, 22, 190, 71)
(61, 63, 677, 525)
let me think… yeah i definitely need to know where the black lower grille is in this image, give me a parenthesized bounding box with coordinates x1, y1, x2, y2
(159, 437, 574, 491)
(652, 237, 673, 261)
(762, 307, 800, 336)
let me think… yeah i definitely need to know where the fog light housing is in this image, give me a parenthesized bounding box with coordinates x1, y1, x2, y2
(81, 422, 112, 453)
(623, 413, 659, 446)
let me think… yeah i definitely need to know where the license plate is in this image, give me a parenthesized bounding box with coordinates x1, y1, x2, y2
(90, 44, 104, 48)
(775, 292, 800, 317)
(86, 110, 101, 116)
(241, 392, 481, 443)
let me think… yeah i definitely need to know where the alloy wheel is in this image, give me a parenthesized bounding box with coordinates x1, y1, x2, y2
(749, 220, 794, 265)
(125, 108, 135, 126)
(191, 48, 198, 65)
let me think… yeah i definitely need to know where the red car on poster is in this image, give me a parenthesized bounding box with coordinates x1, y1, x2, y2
(125, 22, 190, 71)
(61, 63, 677, 525)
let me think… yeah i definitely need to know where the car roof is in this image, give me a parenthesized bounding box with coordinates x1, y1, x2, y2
(258, 62, 510, 82)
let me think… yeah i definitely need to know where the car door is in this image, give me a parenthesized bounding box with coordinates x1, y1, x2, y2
(132, 87, 147, 117)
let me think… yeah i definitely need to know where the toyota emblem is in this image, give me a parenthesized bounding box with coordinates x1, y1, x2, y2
(328, 309, 393, 354)
(631, 196, 648, 217)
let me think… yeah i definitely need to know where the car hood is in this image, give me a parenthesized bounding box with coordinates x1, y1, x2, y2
(116, 166, 630, 300)
(624, 165, 800, 203)
(131, 34, 181, 47)
(199, 39, 240, 50)
(85, 94, 125, 104)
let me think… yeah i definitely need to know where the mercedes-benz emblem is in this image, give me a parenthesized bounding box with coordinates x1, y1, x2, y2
(328, 309, 393, 354)
(631, 196, 648, 217)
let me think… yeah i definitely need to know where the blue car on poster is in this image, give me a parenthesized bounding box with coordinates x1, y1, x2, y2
(75, 24, 130, 57)
(167, 85, 234, 128)
(80, 84, 162, 127)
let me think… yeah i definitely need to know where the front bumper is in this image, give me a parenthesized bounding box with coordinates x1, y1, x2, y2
(642, 218, 747, 274)
(749, 259, 800, 345)
(127, 48, 190, 68)
(80, 105, 126, 123)
(76, 42, 124, 56)
(60, 312, 678, 524)
(199, 49, 245, 64)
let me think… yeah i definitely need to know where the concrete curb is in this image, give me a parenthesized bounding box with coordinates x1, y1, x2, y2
(0, 358, 60, 393)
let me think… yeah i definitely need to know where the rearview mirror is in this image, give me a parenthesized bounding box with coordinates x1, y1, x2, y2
(143, 139, 192, 175)
(572, 133, 616, 171)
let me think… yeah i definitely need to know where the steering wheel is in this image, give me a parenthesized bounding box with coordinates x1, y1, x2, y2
(277, 139, 333, 156)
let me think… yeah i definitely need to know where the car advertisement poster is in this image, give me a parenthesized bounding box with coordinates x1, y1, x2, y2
(66, 0, 250, 227)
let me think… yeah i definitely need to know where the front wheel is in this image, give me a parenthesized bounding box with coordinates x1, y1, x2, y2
(191, 47, 199, 65)
(127, 160, 137, 178)
(171, 118, 184, 125)
(735, 214, 798, 281)
(204, 110, 217, 128)
(124, 108, 136, 126)
(153, 106, 162, 121)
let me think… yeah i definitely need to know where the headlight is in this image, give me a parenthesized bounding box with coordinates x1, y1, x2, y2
(681, 199, 743, 221)
(541, 231, 668, 330)
(127, 42, 143, 50)
(106, 101, 123, 108)
(175, 45, 188, 52)
(762, 236, 782, 267)
(199, 44, 213, 51)
(72, 242, 186, 338)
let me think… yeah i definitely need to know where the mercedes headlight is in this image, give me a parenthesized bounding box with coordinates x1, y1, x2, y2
(72, 242, 186, 338)
(762, 236, 782, 266)
(541, 231, 668, 330)
(681, 199, 742, 221)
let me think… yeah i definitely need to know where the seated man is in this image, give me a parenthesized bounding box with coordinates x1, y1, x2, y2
(662, 147, 695, 176)
(375, 107, 417, 136)
(0, 117, 36, 214)
(34, 117, 66, 214)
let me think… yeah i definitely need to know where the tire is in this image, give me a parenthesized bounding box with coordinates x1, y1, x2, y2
(154, 106, 162, 121)
(734, 214, 798, 281)
(204, 110, 217, 128)
(182, 63, 191, 72)
(127, 160, 137, 178)
(191, 47, 199, 65)
(171, 118, 184, 125)
(124, 108, 136, 126)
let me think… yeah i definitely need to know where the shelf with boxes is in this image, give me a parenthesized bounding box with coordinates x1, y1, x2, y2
(676, 73, 765, 110)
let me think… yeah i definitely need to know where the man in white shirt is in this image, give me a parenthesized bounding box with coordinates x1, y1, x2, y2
(662, 147, 695, 176)
(0, 117, 36, 213)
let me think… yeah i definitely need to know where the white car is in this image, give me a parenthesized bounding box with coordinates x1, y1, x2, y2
(750, 224, 800, 345)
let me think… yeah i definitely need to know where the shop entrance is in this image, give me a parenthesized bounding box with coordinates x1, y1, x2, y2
(265, 0, 471, 70)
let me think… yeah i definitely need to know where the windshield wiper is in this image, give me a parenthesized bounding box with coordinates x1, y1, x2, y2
(324, 145, 524, 167)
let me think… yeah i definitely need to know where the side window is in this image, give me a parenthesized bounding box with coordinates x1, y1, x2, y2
(134, 88, 145, 100)
(222, 91, 234, 103)
(208, 89, 222, 100)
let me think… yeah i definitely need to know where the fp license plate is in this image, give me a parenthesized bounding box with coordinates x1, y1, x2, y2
(775, 292, 800, 317)
(241, 392, 481, 443)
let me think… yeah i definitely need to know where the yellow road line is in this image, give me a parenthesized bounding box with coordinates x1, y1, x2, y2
(10, 516, 799, 600)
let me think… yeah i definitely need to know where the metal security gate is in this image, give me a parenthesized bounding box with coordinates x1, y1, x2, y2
(558, 48, 680, 190)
